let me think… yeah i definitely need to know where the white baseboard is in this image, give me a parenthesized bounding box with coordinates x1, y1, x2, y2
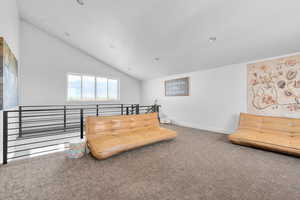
(171, 120, 233, 134)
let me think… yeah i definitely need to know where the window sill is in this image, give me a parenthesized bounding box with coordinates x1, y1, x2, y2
(67, 100, 120, 103)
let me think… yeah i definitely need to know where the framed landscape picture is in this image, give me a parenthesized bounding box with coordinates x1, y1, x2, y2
(165, 77, 189, 96)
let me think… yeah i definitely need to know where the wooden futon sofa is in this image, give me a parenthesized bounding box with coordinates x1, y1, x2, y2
(86, 113, 177, 159)
(228, 113, 300, 156)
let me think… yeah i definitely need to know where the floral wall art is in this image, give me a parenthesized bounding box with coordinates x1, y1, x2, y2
(248, 54, 300, 116)
(0, 37, 19, 110)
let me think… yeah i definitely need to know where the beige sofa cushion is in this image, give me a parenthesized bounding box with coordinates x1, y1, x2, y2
(86, 113, 177, 160)
(228, 113, 300, 156)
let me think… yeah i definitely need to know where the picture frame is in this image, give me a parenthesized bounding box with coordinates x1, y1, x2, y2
(165, 77, 189, 96)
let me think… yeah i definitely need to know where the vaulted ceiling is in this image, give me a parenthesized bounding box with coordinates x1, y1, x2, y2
(18, 0, 300, 80)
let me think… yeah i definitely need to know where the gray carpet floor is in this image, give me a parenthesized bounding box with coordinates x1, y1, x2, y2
(1, 125, 300, 200)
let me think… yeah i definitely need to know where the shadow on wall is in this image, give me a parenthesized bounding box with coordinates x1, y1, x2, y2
(227, 113, 241, 133)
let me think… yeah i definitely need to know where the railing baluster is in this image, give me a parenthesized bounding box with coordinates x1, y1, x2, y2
(121, 104, 124, 115)
(3, 111, 8, 164)
(131, 104, 134, 115)
(63, 106, 66, 131)
(136, 104, 139, 114)
(156, 105, 160, 122)
(126, 107, 129, 115)
(18, 106, 22, 138)
(96, 104, 99, 116)
(80, 109, 84, 139)
(152, 105, 156, 112)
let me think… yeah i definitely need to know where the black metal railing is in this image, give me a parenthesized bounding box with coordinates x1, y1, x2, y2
(2, 104, 160, 164)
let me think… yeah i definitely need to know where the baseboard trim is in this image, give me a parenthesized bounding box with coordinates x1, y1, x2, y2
(171, 120, 233, 134)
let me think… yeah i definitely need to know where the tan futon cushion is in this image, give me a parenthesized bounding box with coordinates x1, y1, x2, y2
(228, 113, 300, 156)
(86, 113, 177, 159)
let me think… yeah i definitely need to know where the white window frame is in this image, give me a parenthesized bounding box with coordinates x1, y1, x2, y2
(66, 73, 120, 102)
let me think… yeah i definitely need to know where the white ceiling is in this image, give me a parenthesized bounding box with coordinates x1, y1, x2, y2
(18, 0, 300, 80)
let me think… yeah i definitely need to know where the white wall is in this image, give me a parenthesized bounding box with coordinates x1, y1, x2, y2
(20, 20, 141, 105)
(0, 0, 20, 59)
(142, 53, 300, 134)
(142, 64, 247, 134)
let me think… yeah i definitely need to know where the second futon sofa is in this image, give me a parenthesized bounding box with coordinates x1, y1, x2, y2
(229, 113, 300, 156)
(86, 112, 177, 159)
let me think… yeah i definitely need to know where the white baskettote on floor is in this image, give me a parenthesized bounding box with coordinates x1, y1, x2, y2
(66, 138, 86, 159)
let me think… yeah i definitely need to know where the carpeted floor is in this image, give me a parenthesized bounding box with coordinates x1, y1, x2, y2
(1, 125, 300, 200)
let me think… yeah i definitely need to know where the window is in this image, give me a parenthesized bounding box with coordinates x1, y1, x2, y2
(82, 76, 95, 100)
(96, 77, 107, 100)
(67, 75, 81, 101)
(67, 74, 119, 101)
(108, 79, 118, 100)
